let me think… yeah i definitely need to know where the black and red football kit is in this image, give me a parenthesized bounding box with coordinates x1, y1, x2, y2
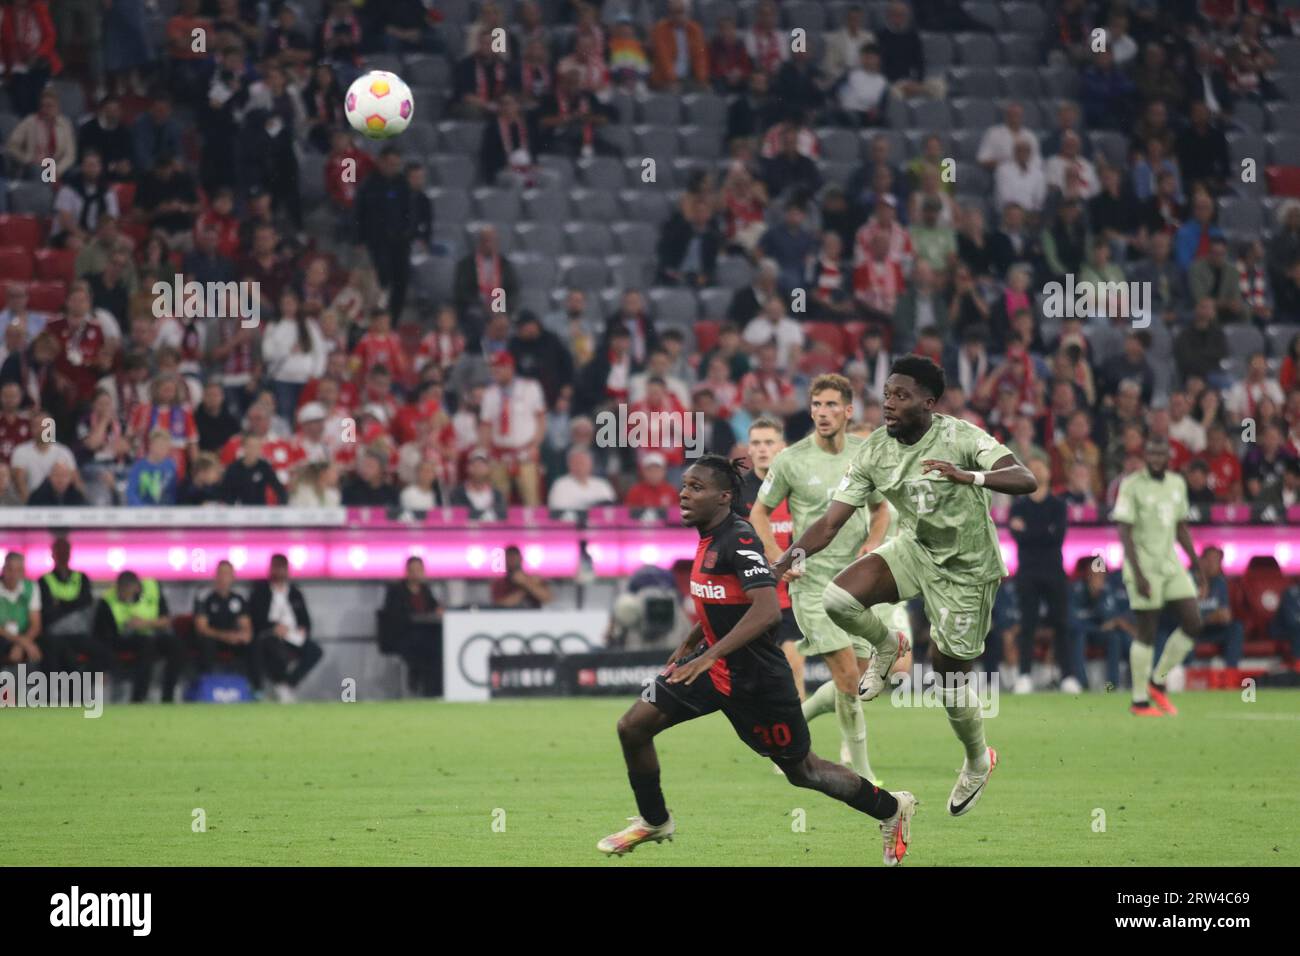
(739, 468, 801, 645)
(649, 511, 810, 760)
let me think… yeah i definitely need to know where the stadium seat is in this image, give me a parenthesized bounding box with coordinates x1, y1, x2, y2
(714, 255, 754, 289)
(909, 98, 953, 129)
(26, 280, 66, 312)
(682, 92, 727, 127)
(522, 188, 569, 222)
(473, 187, 522, 223)
(997, 68, 1041, 98)
(514, 222, 563, 254)
(9, 181, 53, 216)
(803, 321, 845, 353)
(611, 221, 658, 259)
(428, 188, 472, 224)
(1265, 166, 1300, 198)
(999, 34, 1039, 67)
(783, 1, 826, 31)
(0, 214, 42, 251)
(1232, 100, 1266, 133)
(405, 120, 438, 155)
(1266, 102, 1300, 132)
(817, 128, 860, 164)
(1228, 131, 1266, 169)
(464, 220, 516, 253)
(579, 156, 624, 192)
(948, 67, 1000, 98)
(535, 155, 575, 190)
(1232, 556, 1289, 643)
(509, 253, 558, 291)
(1267, 133, 1300, 167)
(955, 33, 999, 67)
(33, 248, 76, 283)
(619, 188, 672, 223)
(403, 55, 450, 88)
(431, 154, 476, 190)
(1039, 68, 1079, 98)
(1224, 323, 1266, 361)
(679, 125, 723, 159)
(648, 286, 699, 324)
(556, 254, 605, 291)
(1089, 130, 1128, 168)
(564, 222, 613, 257)
(693, 319, 721, 352)
(0, 246, 33, 281)
(1002, 2, 1047, 36)
(436, 120, 483, 156)
(637, 93, 681, 126)
(920, 33, 953, 70)
(953, 97, 999, 129)
(1265, 323, 1300, 358)
(1219, 196, 1264, 234)
(697, 288, 733, 321)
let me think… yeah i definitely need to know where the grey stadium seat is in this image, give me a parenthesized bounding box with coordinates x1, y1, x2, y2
(405, 120, 438, 155)
(698, 287, 734, 320)
(569, 187, 621, 222)
(953, 97, 999, 129)
(1266, 324, 1300, 358)
(637, 93, 682, 126)
(428, 188, 472, 223)
(1218, 197, 1264, 233)
(1224, 323, 1266, 361)
(578, 156, 625, 192)
(683, 92, 728, 127)
(431, 154, 476, 189)
(818, 128, 861, 164)
(955, 33, 999, 67)
(565, 222, 613, 256)
(523, 188, 570, 222)
(1267, 133, 1300, 166)
(611, 221, 659, 258)
(436, 120, 483, 155)
(598, 124, 634, 156)
(9, 182, 52, 216)
(472, 187, 522, 223)
(909, 98, 953, 129)
(514, 222, 564, 254)
(680, 125, 724, 159)
(997, 68, 1041, 98)
(999, 35, 1039, 67)
(963, 2, 1002, 30)
(648, 287, 699, 323)
(560, 255, 609, 291)
(1228, 131, 1266, 169)
(1002, 2, 1047, 36)
(619, 188, 672, 223)
(783, 1, 826, 31)
(1266, 102, 1300, 132)
(949, 67, 1000, 98)
(921, 33, 953, 70)
(404, 56, 450, 88)
(509, 253, 559, 291)
(715, 255, 754, 289)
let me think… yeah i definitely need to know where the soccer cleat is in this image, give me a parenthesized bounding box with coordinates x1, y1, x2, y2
(1147, 683, 1178, 715)
(1060, 676, 1083, 695)
(880, 790, 917, 866)
(1130, 702, 1165, 717)
(597, 814, 675, 856)
(948, 746, 997, 817)
(1013, 673, 1034, 694)
(857, 632, 910, 701)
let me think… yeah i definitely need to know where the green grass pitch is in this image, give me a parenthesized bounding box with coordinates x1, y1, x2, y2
(4, 690, 1299, 866)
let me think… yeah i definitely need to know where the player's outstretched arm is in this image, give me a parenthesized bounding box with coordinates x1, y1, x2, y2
(920, 453, 1038, 495)
(666, 587, 781, 686)
(771, 499, 857, 577)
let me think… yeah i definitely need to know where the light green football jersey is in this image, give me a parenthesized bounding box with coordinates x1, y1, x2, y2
(1111, 469, 1189, 573)
(758, 433, 872, 592)
(833, 414, 1012, 584)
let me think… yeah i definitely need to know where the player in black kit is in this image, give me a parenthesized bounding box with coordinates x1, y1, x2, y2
(597, 456, 918, 865)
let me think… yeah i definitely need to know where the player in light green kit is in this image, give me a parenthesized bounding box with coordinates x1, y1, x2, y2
(773, 357, 1037, 819)
(750, 374, 908, 784)
(1113, 436, 1204, 717)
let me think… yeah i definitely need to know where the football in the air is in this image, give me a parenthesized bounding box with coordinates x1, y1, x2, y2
(345, 70, 414, 140)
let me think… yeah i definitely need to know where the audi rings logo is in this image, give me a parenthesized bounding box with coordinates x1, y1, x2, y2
(459, 632, 596, 687)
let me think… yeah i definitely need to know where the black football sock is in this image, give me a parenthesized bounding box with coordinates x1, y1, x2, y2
(628, 770, 669, 827)
(846, 778, 899, 821)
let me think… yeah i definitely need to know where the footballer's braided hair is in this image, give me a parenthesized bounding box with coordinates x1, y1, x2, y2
(694, 454, 748, 515)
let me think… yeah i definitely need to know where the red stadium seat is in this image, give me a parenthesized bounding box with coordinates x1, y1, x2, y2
(120, 219, 149, 246)
(111, 181, 136, 215)
(0, 246, 34, 281)
(26, 280, 68, 312)
(1231, 555, 1288, 643)
(1266, 165, 1300, 198)
(803, 321, 844, 353)
(0, 214, 42, 251)
(843, 320, 893, 353)
(693, 319, 719, 353)
(33, 248, 76, 283)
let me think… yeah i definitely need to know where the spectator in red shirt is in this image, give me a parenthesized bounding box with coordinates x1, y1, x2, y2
(352, 307, 407, 387)
(127, 372, 198, 476)
(709, 15, 753, 93)
(1199, 423, 1243, 502)
(324, 128, 374, 214)
(1, 0, 62, 117)
(45, 281, 109, 407)
(237, 223, 293, 314)
(624, 452, 678, 509)
(194, 187, 241, 260)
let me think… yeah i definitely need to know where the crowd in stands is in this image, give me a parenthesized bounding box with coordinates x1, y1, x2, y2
(0, 0, 1296, 685)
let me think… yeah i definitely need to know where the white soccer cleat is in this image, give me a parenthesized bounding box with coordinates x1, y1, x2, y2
(857, 632, 910, 701)
(597, 814, 675, 856)
(948, 746, 998, 817)
(272, 683, 297, 703)
(880, 790, 917, 866)
(1060, 676, 1083, 695)
(1013, 673, 1034, 694)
